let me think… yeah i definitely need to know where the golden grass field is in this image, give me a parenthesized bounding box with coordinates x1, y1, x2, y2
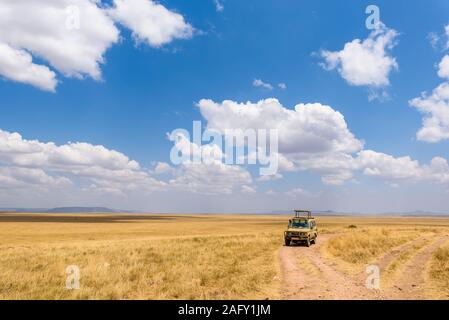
(0, 213, 448, 299)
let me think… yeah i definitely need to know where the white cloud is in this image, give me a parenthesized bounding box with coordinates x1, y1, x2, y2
(198, 98, 363, 157)
(0, 128, 165, 194)
(169, 130, 224, 164)
(214, 0, 224, 12)
(409, 23, 449, 144)
(258, 173, 283, 182)
(152, 161, 174, 174)
(446, 24, 449, 48)
(428, 24, 449, 50)
(410, 82, 449, 143)
(253, 79, 273, 90)
(0, 167, 70, 190)
(241, 185, 256, 194)
(368, 88, 390, 102)
(355, 150, 449, 185)
(169, 161, 252, 195)
(0, 0, 193, 91)
(296, 152, 356, 185)
(108, 0, 193, 47)
(356, 150, 422, 180)
(438, 55, 449, 80)
(197, 97, 449, 187)
(0, 0, 119, 84)
(197, 98, 363, 185)
(278, 83, 287, 90)
(4, 122, 449, 205)
(167, 131, 253, 195)
(0, 129, 140, 171)
(428, 32, 440, 49)
(285, 188, 316, 198)
(299, 149, 449, 186)
(0, 43, 57, 91)
(320, 24, 398, 88)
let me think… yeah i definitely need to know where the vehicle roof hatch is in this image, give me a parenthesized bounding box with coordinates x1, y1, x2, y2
(294, 210, 313, 219)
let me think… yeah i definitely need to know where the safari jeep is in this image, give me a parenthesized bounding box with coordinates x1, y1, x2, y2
(284, 210, 318, 247)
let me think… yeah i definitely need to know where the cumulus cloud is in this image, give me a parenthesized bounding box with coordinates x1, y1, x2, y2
(296, 152, 356, 185)
(197, 98, 449, 187)
(197, 98, 363, 185)
(0, 43, 57, 91)
(0, 129, 140, 171)
(253, 79, 273, 90)
(355, 150, 449, 185)
(0, 128, 244, 203)
(0, 128, 165, 195)
(0, 167, 70, 190)
(166, 131, 253, 195)
(168, 161, 252, 195)
(198, 98, 363, 157)
(409, 23, 449, 144)
(299, 148, 449, 186)
(0, 0, 119, 84)
(108, 0, 193, 47)
(320, 24, 398, 90)
(152, 161, 175, 174)
(356, 150, 423, 180)
(438, 55, 449, 80)
(410, 82, 449, 143)
(0, 0, 192, 91)
(285, 187, 317, 198)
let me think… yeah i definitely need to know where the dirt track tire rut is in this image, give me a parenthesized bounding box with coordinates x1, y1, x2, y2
(280, 234, 381, 300)
(280, 233, 449, 300)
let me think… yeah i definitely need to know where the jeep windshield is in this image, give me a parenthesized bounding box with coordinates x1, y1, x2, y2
(289, 219, 309, 229)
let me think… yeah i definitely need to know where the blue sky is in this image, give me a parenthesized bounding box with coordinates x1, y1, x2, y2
(1, 0, 449, 213)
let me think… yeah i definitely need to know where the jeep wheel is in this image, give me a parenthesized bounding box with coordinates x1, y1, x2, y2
(305, 237, 311, 247)
(285, 239, 291, 246)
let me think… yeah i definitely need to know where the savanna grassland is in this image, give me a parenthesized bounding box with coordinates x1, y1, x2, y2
(0, 213, 449, 300)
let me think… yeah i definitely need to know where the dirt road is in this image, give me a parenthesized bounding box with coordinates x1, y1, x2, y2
(280, 233, 449, 300)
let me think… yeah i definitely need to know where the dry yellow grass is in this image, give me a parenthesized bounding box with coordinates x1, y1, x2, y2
(1, 213, 449, 299)
(427, 240, 449, 299)
(324, 228, 418, 265)
(385, 238, 431, 274)
(321, 223, 449, 293)
(0, 214, 285, 299)
(0, 233, 280, 299)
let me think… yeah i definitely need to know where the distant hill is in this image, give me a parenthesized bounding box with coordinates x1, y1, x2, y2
(0, 207, 134, 213)
(262, 209, 449, 216)
(45, 207, 117, 213)
(379, 210, 449, 216)
(0, 208, 48, 213)
(0, 207, 447, 216)
(265, 210, 343, 215)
